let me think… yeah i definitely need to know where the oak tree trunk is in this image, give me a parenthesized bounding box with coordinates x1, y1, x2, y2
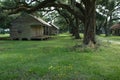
(74, 18, 80, 39)
(69, 17, 80, 39)
(83, 1, 96, 45)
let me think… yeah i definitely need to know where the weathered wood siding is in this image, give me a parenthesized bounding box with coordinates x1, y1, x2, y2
(10, 23, 31, 40)
(10, 14, 45, 40)
(31, 26, 44, 37)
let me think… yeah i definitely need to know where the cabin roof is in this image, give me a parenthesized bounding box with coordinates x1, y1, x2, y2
(110, 23, 120, 30)
(11, 13, 59, 30)
(11, 13, 51, 27)
(30, 15, 51, 27)
(50, 23, 59, 29)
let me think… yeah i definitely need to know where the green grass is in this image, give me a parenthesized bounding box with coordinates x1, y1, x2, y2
(0, 34, 9, 37)
(0, 33, 120, 80)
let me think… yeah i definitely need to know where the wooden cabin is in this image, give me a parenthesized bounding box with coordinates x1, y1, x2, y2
(110, 23, 120, 36)
(10, 13, 59, 40)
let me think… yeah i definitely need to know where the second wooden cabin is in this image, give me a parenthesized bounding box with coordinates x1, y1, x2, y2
(110, 22, 120, 36)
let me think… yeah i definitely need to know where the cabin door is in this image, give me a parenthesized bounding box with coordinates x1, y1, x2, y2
(31, 26, 44, 37)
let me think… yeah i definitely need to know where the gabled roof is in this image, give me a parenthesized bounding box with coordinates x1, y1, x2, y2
(111, 23, 120, 30)
(49, 23, 59, 29)
(11, 13, 51, 27)
(30, 15, 51, 27)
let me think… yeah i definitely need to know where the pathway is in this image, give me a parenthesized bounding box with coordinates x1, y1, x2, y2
(102, 39, 120, 45)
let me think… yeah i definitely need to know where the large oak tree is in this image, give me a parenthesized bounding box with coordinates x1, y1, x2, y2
(1, 0, 96, 46)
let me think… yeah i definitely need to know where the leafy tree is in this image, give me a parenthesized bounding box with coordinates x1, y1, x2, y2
(1, 0, 97, 46)
(96, 0, 120, 36)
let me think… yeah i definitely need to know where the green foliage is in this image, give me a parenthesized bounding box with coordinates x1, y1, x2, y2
(96, 12, 106, 21)
(0, 0, 16, 8)
(0, 34, 120, 80)
(96, 0, 120, 35)
(0, 13, 12, 29)
(54, 16, 68, 32)
(0, 0, 16, 29)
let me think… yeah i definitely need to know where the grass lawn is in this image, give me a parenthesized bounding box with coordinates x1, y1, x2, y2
(0, 33, 120, 80)
(0, 34, 9, 37)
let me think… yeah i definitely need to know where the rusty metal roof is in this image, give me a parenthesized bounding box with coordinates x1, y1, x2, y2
(110, 23, 120, 30)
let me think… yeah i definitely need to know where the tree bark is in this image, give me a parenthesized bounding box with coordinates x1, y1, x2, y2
(83, 0, 96, 45)
(74, 18, 81, 39)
